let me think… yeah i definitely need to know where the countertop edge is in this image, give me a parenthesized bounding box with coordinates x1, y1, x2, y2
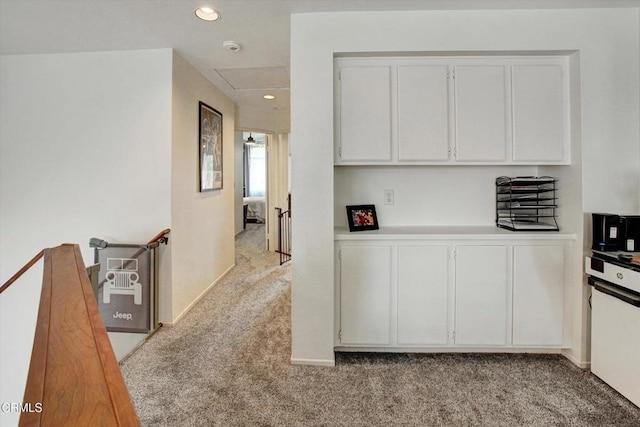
(334, 226, 577, 241)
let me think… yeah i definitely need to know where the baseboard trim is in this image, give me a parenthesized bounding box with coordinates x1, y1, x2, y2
(290, 358, 336, 367)
(562, 350, 591, 369)
(163, 264, 236, 327)
(335, 346, 564, 354)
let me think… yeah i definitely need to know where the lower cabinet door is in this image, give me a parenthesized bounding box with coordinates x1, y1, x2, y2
(512, 245, 564, 346)
(339, 245, 392, 345)
(455, 245, 508, 346)
(397, 245, 449, 345)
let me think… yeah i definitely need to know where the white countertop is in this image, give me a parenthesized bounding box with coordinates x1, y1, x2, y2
(334, 226, 577, 241)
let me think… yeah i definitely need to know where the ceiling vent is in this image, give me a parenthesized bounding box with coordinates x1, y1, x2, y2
(215, 66, 290, 90)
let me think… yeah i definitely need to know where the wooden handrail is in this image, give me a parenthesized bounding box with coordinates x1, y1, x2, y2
(148, 228, 170, 244)
(1, 228, 170, 295)
(19, 244, 139, 426)
(0, 249, 44, 294)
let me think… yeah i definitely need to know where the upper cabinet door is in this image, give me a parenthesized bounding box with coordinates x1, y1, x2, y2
(397, 65, 450, 161)
(338, 65, 392, 162)
(511, 65, 566, 163)
(453, 65, 508, 162)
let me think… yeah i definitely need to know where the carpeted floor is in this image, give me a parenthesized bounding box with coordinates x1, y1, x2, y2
(121, 224, 640, 426)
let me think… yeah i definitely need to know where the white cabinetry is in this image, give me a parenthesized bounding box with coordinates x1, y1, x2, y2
(512, 245, 564, 346)
(397, 245, 449, 345)
(335, 232, 571, 351)
(397, 65, 450, 161)
(337, 65, 392, 162)
(511, 65, 566, 162)
(335, 56, 569, 165)
(454, 245, 508, 345)
(453, 66, 508, 162)
(339, 245, 391, 345)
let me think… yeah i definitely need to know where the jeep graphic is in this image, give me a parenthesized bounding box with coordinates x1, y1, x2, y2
(103, 258, 142, 305)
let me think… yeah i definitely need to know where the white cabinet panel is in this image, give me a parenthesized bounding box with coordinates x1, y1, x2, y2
(397, 245, 449, 345)
(512, 65, 565, 162)
(338, 66, 392, 162)
(591, 289, 640, 407)
(335, 57, 569, 165)
(336, 238, 569, 351)
(455, 245, 508, 345)
(453, 65, 508, 162)
(512, 245, 564, 346)
(397, 65, 450, 161)
(339, 245, 391, 345)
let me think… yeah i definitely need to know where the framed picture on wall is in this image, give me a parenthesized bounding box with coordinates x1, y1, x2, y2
(346, 204, 379, 232)
(199, 101, 223, 191)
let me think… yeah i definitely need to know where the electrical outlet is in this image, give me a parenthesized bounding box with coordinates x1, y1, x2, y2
(384, 189, 394, 205)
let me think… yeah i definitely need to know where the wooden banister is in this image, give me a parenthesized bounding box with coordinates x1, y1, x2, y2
(19, 244, 139, 426)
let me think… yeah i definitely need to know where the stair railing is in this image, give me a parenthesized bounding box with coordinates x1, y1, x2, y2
(276, 194, 292, 265)
(1, 243, 147, 426)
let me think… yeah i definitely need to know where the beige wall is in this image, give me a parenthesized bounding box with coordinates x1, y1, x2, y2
(170, 52, 236, 323)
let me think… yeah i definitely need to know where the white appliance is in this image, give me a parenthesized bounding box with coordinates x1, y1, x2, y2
(585, 253, 640, 407)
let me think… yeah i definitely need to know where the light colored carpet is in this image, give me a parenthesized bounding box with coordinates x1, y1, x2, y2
(121, 224, 640, 426)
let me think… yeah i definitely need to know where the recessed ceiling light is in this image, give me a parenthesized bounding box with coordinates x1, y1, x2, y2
(263, 95, 275, 100)
(195, 7, 220, 21)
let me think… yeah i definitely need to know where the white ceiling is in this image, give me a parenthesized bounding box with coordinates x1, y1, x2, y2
(1, 0, 638, 130)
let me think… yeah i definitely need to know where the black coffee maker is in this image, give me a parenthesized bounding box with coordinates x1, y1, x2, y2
(592, 213, 620, 251)
(620, 215, 640, 252)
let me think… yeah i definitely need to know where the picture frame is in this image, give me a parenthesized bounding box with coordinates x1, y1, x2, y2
(346, 204, 379, 232)
(199, 101, 223, 192)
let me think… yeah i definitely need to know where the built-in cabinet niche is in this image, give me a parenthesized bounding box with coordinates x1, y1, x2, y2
(333, 53, 573, 354)
(335, 56, 569, 165)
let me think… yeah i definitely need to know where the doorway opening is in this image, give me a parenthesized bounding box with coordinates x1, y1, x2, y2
(243, 131, 267, 223)
(242, 131, 268, 252)
(236, 131, 290, 255)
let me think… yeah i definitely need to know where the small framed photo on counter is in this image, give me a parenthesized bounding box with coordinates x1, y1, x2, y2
(346, 204, 379, 232)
